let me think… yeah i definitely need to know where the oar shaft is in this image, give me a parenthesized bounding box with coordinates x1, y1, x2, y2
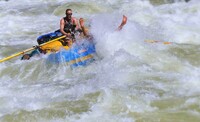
(0, 47, 35, 63)
(39, 35, 66, 47)
(145, 40, 172, 44)
(0, 35, 66, 63)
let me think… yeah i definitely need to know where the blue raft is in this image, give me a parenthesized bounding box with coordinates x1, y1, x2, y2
(47, 40, 96, 67)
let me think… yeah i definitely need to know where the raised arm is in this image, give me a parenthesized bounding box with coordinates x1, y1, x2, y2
(117, 15, 127, 31)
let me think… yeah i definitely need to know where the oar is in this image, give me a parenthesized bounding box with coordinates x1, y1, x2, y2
(0, 35, 66, 63)
(145, 40, 173, 45)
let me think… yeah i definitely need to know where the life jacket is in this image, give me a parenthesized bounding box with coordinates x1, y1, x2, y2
(63, 17, 76, 34)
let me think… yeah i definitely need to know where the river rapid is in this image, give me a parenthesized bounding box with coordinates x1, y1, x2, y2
(0, 0, 200, 122)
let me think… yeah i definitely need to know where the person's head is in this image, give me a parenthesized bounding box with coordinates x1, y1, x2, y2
(66, 9, 72, 19)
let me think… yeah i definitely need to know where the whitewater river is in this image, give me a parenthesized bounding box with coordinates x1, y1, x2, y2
(0, 0, 200, 122)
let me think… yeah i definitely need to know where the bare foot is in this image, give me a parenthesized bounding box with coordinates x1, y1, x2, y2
(122, 15, 127, 25)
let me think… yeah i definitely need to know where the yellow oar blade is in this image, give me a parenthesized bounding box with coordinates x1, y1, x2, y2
(0, 35, 66, 63)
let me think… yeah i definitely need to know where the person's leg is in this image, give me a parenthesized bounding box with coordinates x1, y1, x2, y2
(79, 18, 89, 37)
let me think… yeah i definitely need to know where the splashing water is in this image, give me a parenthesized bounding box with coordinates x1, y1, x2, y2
(0, 0, 200, 122)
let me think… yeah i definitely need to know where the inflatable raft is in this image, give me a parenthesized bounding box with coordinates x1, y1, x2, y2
(22, 30, 96, 67)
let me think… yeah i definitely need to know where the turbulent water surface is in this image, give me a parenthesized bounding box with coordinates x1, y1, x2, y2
(0, 0, 200, 122)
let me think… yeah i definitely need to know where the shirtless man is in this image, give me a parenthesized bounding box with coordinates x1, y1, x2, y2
(60, 9, 80, 40)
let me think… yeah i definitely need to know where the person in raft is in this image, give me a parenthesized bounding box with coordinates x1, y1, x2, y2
(59, 9, 82, 44)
